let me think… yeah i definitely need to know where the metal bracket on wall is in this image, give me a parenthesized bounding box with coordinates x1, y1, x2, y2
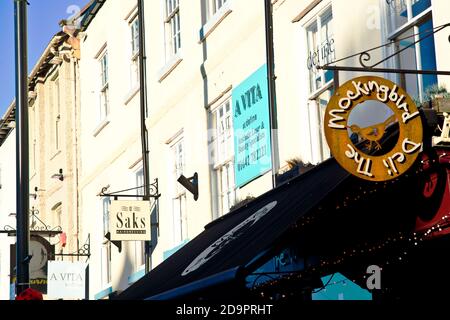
(49, 234, 91, 261)
(99, 178, 161, 200)
(317, 21, 450, 86)
(0, 207, 62, 237)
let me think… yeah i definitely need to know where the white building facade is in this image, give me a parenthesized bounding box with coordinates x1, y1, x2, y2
(76, 0, 450, 298)
(0, 104, 17, 300)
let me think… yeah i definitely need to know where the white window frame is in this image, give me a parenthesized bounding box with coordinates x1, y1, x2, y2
(164, 0, 181, 58)
(303, 4, 334, 164)
(210, 97, 236, 216)
(305, 6, 335, 94)
(170, 137, 188, 245)
(51, 73, 61, 155)
(200, 0, 232, 41)
(384, 0, 434, 102)
(129, 14, 140, 91)
(99, 50, 109, 123)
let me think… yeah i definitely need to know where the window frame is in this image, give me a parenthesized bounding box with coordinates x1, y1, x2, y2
(51, 73, 61, 154)
(129, 14, 140, 91)
(210, 96, 236, 216)
(99, 50, 110, 123)
(170, 136, 188, 245)
(384, 0, 434, 102)
(164, 0, 181, 58)
(302, 4, 334, 164)
(305, 5, 335, 95)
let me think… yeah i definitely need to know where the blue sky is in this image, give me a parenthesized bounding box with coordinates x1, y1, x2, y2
(0, 0, 88, 116)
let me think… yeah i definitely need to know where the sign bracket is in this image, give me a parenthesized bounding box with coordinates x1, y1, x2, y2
(49, 234, 91, 261)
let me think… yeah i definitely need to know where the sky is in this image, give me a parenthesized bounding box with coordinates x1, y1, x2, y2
(0, 0, 89, 116)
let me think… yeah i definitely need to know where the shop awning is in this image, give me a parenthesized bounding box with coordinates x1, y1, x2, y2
(116, 159, 350, 300)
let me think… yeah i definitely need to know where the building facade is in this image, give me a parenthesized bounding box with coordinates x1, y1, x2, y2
(1, 0, 449, 299)
(0, 29, 83, 299)
(27, 31, 82, 261)
(0, 103, 17, 300)
(77, 0, 149, 299)
(74, 0, 450, 298)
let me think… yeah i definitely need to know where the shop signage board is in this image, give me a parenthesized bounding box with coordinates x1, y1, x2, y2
(48, 261, 87, 299)
(232, 64, 272, 187)
(10, 235, 54, 294)
(324, 76, 423, 181)
(110, 200, 151, 241)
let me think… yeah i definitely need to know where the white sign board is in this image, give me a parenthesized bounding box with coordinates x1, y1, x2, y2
(110, 200, 151, 241)
(48, 261, 87, 299)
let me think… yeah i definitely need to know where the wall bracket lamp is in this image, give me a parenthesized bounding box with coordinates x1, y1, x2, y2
(177, 172, 199, 201)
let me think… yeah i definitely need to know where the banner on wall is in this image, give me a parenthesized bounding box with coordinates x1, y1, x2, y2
(233, 64, 272, 188)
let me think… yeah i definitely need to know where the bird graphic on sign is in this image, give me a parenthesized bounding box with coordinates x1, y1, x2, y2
(347, 114, 398, 151)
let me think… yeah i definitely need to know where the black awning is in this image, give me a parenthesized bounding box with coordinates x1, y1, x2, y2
(116, 159, 350, 300)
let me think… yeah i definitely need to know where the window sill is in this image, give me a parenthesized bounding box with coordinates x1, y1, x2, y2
(128, 268, 145, 285)
(93, 118, 111, 137)
(124, 86, 140, 106)
(158, 54, 183, 83)
(199, 2, 233, 42)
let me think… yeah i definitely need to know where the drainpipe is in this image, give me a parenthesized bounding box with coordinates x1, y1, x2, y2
(14, 0, 30, 295)
(137, 0, 152, 274)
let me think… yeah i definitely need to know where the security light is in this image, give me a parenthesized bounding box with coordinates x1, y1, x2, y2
(51, 168, 64, 181)
(177, 172, 199, 201)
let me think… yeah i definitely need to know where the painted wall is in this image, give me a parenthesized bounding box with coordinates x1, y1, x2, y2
(75, 0, 450, 298)
(0, 129, 16, 300)
(78, 0, 149, 298)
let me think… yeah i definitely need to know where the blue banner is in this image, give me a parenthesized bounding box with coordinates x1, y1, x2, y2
(233, 64, 272, 188)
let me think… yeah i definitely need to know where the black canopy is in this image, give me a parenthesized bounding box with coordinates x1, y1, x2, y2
(116, 159, 349, 300)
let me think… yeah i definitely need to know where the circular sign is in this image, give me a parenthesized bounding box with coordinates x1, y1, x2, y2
(324, 76, 423, 181)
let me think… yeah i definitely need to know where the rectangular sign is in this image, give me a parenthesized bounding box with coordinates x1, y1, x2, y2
(48, 261, 87, 300)
(110, 200, 151, 241)
(233, 64, 272, 187)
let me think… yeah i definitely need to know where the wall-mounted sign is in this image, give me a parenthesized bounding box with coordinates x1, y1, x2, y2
(324, 76, 423, 181)
(110, 200, 151, 241)
(233, 64, 272, 188)
(307, 38, 335, 71)
(48, 261, 87, 300)
(10, 235, 54, 294)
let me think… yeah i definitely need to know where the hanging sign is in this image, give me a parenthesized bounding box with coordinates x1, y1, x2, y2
(48, 261, 87, 299)
(324, 76, 423, 181)
(110, 200, 151, 241)
(10, 235, 54, 294)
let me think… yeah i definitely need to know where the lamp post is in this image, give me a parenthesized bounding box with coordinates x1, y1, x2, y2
(14, 0, 31, 295)
(264, 0, 280, 188)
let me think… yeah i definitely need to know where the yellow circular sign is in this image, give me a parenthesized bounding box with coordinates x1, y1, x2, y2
(324, 76, 423, 182)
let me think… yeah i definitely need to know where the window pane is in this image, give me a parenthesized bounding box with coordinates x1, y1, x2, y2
(318, 88, 332, 160)
(307, 22, 319, 92)
(418, 19, 437, 93)
(396, 28, 419, 99)
(412, 0, 431, 18)
(386, 0, 409, 31)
